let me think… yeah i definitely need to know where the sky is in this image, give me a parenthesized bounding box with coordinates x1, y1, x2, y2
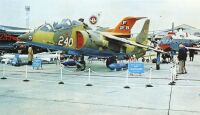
(0, 0, 200, 33)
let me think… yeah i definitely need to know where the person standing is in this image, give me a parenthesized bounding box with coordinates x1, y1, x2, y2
(177, 44, 187, 74)
(189, 49, 194, 61)
(189, 44, 195, 61)
(28, 46, 33, 65)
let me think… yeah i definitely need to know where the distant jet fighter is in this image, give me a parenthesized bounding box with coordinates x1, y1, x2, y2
(158, 30, 200, 51)
(18, 17, 162, 70)
(150, 24, 200, 51)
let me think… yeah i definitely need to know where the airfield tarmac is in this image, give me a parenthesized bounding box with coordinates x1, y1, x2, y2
(0, 54, 200, 115)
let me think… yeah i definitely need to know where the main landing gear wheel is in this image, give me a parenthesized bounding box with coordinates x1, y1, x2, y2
(106, 56, 117, 68)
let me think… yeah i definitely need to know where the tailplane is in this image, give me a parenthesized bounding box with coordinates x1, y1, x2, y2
(136, 19, 150, 45)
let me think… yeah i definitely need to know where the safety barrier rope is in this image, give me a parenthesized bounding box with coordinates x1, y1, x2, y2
(0, 61, 196, 88)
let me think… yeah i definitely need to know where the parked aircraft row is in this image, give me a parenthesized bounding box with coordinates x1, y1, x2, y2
(1, 16, 200, 71)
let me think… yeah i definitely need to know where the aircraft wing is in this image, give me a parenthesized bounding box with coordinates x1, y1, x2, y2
(186, 47, 200, 51)
(0, 25, 31, 36)
(102, 32, 165, 53)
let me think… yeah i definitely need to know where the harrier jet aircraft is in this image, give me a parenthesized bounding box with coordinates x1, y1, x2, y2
(18, 17, 161, 70)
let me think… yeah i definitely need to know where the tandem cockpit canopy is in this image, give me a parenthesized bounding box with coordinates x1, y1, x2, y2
(53, 19, 81, 30)
(37, 19, 81, 32)
(38, 24, 54, 32)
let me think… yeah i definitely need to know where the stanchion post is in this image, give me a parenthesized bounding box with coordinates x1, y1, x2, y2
(156, 52, 160, 70)
(174, 62, 178, 80)
(124, 70, 130, 88)
(172, 65, 176, 84)
(56, 52, 60, 65)
(23, 65, 30, 82)
(146, 67, 153, 87)
(58, 65, 64, 84)
(168, 66, 175, 85)
(86, 67, 93, 86)
(1, 64, 7, 80)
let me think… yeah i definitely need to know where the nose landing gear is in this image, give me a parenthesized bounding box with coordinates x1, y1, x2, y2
(76, 55, 86, 71)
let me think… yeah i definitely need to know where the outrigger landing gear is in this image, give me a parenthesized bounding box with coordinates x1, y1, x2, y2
(76, 55, 86, 71)
(106, 56, 117, 68)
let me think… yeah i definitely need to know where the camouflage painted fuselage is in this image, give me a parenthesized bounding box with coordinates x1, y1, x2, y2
(19, 19, 149, 58)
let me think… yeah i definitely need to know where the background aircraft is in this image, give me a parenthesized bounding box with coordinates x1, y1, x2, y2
(18, 17, 161, 70)
(148, 23, 200, 51)
(0, 25, 30, 53)
(158, 29, 200, 51)
(0, 51, 61, 65)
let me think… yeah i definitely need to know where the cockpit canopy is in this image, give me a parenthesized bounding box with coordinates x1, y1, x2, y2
(53, 19, 81, 30)
(159, 36, 172, 45)
(38, 24, 54, 32)
(37, 19, 81, 32)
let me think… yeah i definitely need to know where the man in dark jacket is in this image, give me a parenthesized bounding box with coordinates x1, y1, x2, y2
(178, 44, 187, 74)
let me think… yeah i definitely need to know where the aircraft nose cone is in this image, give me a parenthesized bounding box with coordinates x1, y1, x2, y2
(18, 34, 24, 40)
(18, 33, 31, 41)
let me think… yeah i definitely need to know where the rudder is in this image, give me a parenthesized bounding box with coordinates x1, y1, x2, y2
(136, 19, 150, 45)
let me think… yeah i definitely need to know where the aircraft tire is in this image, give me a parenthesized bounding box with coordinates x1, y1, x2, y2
(106, 57, 117, 68)
(142, 58, 145, 62)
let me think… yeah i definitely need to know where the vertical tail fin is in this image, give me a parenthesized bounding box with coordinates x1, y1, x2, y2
(107, 17, 146, 36)
(136, 19, 150, 45)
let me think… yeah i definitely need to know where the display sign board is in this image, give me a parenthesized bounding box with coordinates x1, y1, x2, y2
(32, 59, 42, 69)
(128, 62, 144, 74)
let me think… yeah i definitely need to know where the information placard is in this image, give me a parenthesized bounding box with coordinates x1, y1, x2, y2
(128, 62, 144, 74)
(32, 59, 42, 69)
